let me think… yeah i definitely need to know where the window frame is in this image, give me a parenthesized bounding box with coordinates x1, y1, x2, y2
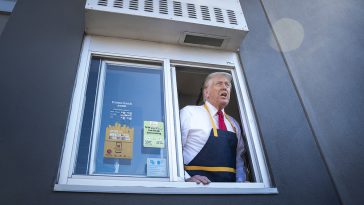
(87, 60, 171, 179)
(0, 0, 16, 13)
(55, 35, 277, 194)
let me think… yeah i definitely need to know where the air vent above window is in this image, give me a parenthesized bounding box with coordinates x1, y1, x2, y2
(227, 10, 238, 25)
(187, 3, 197, 19)
(129, 0, 139, 10)
(113, 0, 123, 8)
(93, 0, 246, 30)
(86, 0, 249, 51)
(173, 1, 182, 16)
(159, 0, 168, 14)
(183, 34, 225, 47)
(98, 0, 108, 6)
(144, 0, 153, 12)
(200, 5, 211, 21)
(214, 7, 224, 23)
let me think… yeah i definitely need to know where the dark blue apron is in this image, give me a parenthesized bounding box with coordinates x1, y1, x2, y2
(184, 104, 238, 182)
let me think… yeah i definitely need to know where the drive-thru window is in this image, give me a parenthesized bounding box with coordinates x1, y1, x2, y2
(55, 0, 276, 194)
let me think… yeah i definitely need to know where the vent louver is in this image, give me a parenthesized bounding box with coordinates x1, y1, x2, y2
(214, 7, 224, 23)
(159, 0, 168, 14)
(87, 0, 248, 51)
(144, 0, 153, 12)
(129, 0, 139, 10)
(200, 5, 211, 21)
(113, 0, 123, 8)
(97, 0, 243, 27)
(227, 10, 237, 25)
(187, 3, 197, 19)
(173, 1, 182, 16)
(98, 0, 108, 6)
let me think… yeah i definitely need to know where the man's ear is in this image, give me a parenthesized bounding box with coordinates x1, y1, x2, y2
(203, 88, 209, 100)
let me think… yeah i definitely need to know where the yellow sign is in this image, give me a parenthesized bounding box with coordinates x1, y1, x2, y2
(104, 122, 134, 159)
(143, 121, 164, 148)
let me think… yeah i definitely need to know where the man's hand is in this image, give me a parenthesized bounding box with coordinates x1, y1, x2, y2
(186, 175, 211, 185)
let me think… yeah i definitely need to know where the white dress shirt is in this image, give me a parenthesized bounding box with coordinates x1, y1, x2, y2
(180, 101, 245, 182)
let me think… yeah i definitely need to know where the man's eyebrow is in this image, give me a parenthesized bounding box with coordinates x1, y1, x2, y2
(215, 81, 231, 86)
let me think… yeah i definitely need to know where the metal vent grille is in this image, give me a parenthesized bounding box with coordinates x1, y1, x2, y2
(184, 34, 224, 47)
(173, 1, 182, 17)
(113, 0, 123, 8)
(98, 0, 108, 6)
(227, 10, 237, 25)
(144, 0, 153, 12)
(200, 5, 210, 21)
(91, 0, 245, 30)
(129, 0, 139, 10)
(214, 7, 224, 23)
(187, 3, 196, 19)
(159, 0, 168, 14)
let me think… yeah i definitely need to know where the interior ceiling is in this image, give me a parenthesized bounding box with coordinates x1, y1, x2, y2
(176, 68, 208, 96)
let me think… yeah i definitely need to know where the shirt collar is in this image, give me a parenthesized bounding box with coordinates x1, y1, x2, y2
(205, 101, 225, 116)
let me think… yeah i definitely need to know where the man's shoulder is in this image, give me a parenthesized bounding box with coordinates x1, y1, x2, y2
(181, 105, 203, 111)
(225, 114, 242, 134)
(225, 114, 237, 123)
(180, 105, 205, 116)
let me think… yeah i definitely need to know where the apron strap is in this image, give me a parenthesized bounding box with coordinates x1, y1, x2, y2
(224, 114, 237, 133)
(203, 103, 236, 137)
(184, 165, 236, 173)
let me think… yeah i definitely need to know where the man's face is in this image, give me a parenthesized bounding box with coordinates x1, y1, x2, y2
(204, 75, 231, 110)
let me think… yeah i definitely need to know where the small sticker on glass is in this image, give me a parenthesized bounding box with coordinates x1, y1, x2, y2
(147, 158, 167, 177)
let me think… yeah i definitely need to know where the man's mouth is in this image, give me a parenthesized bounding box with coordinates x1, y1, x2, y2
(220, 92, 228, 98)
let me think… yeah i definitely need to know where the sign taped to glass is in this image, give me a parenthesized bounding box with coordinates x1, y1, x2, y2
(143, 121, 165, 148)
(104, 122, 134, 159)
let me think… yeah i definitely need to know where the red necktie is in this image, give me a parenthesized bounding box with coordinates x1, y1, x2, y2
(217, 110, 227, 131)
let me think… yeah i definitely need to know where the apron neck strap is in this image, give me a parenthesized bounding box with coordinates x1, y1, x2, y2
(203, 103, 236, 137)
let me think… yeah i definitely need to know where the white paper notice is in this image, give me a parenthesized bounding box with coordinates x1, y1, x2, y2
(147, 158, 167, 177)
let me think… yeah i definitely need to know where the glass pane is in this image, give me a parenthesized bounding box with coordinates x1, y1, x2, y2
(74, 57, 101, 175)
(92, 63, 168, 177)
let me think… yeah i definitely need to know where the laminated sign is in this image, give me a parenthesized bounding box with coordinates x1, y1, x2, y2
(143, 121, 164, 148)
(147, 158, 167, 177)
(104, 122, 134, 159)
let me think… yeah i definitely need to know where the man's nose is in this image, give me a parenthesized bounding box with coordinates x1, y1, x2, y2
(221, 83, 228, 89)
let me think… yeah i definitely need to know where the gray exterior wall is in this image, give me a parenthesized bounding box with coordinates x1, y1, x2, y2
(257, 0, 364, 205)
(0, 0, 16, 35)
(0, 13, 10, 35)
(0, 0, 362, 205)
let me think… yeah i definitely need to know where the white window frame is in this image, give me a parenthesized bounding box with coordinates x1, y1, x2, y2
(87, 60, 171, 179)
(0, 0, 16, 13)
(55, 35, 277, 194)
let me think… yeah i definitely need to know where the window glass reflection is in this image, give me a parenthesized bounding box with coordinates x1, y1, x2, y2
(93, 64, 168, 177)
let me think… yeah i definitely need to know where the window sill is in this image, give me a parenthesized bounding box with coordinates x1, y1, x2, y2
(54, 182, 278, 195)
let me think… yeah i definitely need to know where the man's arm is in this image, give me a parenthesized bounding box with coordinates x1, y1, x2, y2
(180, 106, 211, 185)
(231, 117, 246, 182)
(180, 106, 191, 147)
